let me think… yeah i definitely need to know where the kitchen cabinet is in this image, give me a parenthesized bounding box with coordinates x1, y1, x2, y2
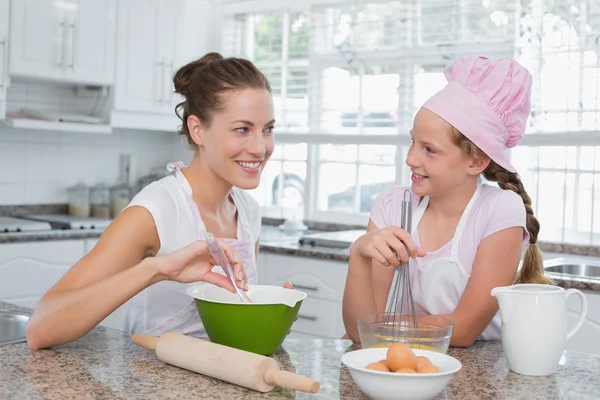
(0, 238, 126, 331)
(256, 251, 267, 283)
(0, 0, 8, 119)
(0, 240, 85, 309)
(259, 252, 348, 339)
(9, 0, 116, 85)
(111, 0, 216, 131)
(565, 290, 600, 356)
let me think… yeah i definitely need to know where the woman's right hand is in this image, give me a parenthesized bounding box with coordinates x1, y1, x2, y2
(352, 226, 426, 267)
(151, 240, 246, 292)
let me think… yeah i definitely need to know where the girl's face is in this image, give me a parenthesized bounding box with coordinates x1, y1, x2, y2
(405, 108, 480, 197)
(199, 88, 275, 190)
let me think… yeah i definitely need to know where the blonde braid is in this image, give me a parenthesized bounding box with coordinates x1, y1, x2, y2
(449, 127, 553, 285)
(483, 162, 553, 285)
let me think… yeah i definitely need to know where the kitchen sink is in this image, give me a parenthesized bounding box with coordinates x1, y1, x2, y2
(544, 263, 600, 280)
(0, 311, 29, 346)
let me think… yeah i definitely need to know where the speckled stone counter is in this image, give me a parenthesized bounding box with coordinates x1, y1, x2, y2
(0, 229, 104, 243)
(0, 225, 600, 292)
(1, 301, 599, 399)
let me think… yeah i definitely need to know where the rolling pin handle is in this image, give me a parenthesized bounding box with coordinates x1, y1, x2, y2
(263, 368, 320, 393)
(132, 334, 159, 351)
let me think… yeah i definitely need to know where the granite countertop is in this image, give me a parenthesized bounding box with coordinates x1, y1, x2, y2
(2, 224, 600, 291)
(2, 301, 600, 399)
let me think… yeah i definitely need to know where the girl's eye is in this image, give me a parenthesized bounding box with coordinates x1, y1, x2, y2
(234, 127, 249, 133)
(264, 126, 275, 134)
(426, 147, 436, 154)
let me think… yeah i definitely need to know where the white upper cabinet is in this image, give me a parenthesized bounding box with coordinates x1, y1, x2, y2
(114, 0, 181, 114)
(0, 0, 9, 118)
(9, 0, 116, 85)
(112, 0, 215, 130)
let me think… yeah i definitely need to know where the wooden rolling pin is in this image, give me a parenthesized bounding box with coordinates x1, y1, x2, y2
(132, 332, 320, 394)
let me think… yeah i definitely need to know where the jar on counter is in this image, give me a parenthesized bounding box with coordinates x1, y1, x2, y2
(68, 183, 90, 217)
(90, 184, 111, 219)
(110, 183, 131, 218)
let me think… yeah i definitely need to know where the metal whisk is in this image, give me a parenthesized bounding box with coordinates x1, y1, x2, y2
(384, 189, 418, 343)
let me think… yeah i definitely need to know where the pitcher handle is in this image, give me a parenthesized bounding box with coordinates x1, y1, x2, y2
(565, 289, 588, 341)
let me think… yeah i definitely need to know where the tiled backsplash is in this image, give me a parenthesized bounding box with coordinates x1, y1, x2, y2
(0, 80, 194, 205)
(0, 126, 193, 205)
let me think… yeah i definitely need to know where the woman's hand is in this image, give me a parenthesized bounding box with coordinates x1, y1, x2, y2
(353, 226, 426, 267)
(152, 240, 247, 292)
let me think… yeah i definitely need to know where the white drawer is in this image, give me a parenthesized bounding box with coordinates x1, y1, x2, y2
(0, 240, 85, 299)
(291, 297, 344, 338)
(265, 254, 348, 302)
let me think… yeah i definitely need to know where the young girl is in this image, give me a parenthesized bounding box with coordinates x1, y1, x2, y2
(26, 52, 286, 350)
(342, 56, 552, 347)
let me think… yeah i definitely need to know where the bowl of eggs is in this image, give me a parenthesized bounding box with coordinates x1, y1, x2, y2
(358, 312, 453, 353)
(341, 343, 462, 400)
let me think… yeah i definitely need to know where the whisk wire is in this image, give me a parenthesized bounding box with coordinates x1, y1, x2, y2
(384, 189, 418, 346)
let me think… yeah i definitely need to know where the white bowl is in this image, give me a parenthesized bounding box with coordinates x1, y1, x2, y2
(341, 347, 462, 400)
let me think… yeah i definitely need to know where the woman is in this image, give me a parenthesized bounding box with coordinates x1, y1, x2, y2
(26, 52, 283, 349)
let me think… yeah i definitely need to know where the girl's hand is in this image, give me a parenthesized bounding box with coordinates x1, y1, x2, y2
(152, 240, 247, 292)
(353, 226, 426, 267)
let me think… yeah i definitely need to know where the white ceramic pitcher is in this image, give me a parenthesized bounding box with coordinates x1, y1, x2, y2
(491, 284, 588, 376)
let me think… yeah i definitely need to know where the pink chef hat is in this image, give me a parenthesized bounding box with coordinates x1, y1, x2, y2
(422, 56, 532, 173)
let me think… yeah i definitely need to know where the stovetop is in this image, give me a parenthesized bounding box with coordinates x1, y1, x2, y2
(0, 216, 52, 232)
(20, 214, 112, 230)
(298, 230, 365, 248)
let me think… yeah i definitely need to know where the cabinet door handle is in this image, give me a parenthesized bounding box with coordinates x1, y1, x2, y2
(156, 60, 164, 102)
(293, 284, 319, 292)
(164, 59, 173, 104)
(297, 314, 318, 321)
(57, 20, 65, 67)
(161, 58, 167, 103)
(0, 35, 5, 90)
(69, 21, 77, 70)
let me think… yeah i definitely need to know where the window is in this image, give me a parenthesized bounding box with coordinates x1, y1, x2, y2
(223, 0, 600, 244)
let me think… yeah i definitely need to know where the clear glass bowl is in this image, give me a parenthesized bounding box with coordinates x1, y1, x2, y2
(357, 312, 454, 354)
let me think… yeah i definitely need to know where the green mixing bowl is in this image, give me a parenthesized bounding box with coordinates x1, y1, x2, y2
(186, 284, 306, 356)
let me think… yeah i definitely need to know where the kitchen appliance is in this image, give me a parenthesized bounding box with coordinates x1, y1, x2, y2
(132, 332, 320, 393)
(22, 214, 111, 230)
(298, 230, 365, 248)
(0, 216, 51, 232)
(491, 284, 588, 376)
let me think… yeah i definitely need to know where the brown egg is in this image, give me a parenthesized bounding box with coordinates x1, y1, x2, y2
(395, 368, 417, 374)
(415, 356, 433, 371)
(418, 365, 441, 374)
(365, 362, 390, 372)
(378, 359, 389, 368)
(386, 343, 417, 371)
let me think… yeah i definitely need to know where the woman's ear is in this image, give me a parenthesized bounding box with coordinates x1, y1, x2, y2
(468, 156, 490, 176)
(187, 115, 204, 147)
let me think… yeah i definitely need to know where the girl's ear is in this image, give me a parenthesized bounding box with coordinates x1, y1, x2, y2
(468, 157, 490, 176)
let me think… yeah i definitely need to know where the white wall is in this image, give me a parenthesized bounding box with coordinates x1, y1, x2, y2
(0, 125, 184, 205)
(0, 81, 194, 205)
